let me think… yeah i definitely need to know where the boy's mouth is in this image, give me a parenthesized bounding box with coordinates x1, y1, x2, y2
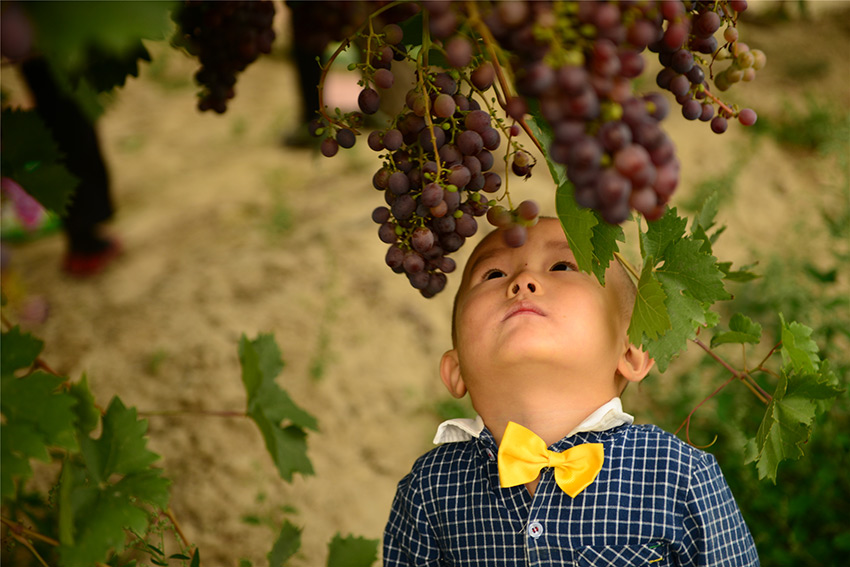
(502, 300, 545, 321)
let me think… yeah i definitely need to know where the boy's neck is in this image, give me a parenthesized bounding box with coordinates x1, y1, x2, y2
(470, 369, 622, 447)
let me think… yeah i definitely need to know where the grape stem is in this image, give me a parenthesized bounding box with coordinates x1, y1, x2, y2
(465, 1, 546, 158)
(692, 337, 772, 404)
(674, 375, 734, 446)
(315, 1, 405, 131)
(701, 85, 737, 117)
(164, 507, 192, 550)
(614, 251, 640, 282)
(1, 515, 60, 547)
(417, 9, 445, 183)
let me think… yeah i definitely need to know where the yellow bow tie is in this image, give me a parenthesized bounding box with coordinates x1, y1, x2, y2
(497, 421, 604, 497)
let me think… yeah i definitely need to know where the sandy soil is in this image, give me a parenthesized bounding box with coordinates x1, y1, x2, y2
(2, 2, 848, 565)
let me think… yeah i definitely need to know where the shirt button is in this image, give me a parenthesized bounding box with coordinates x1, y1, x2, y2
(528, 521, 544, 539)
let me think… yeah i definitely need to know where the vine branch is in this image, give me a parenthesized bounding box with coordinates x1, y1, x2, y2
(692, 337, 771, 404)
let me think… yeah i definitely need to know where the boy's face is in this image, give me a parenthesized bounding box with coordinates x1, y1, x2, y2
(450, 218, 631, 387)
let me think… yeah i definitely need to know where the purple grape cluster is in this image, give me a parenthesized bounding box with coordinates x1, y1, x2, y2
(475, 0, 761, 223)
(367, 56, 504, 295)
(653, 0, 762, 134)
(174, 0, 276, 114)
(312, 18, 541, 296)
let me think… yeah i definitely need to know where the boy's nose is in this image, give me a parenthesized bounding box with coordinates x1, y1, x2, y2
(509, 272, 539, 295)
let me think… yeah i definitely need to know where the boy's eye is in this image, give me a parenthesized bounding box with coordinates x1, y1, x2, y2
(550, 261, 576, 272)
(484, 269, 506, 280)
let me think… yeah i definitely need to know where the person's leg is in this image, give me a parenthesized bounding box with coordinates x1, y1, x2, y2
(19, 57, 119, 274)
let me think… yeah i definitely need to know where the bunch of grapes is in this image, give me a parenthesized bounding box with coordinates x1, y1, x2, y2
(311, 19, 541, 296)
(653, 0, 763, 133)
(474, 1, 762, 223)
(173, 0, 276, 114)
(310, 0, 763, 295)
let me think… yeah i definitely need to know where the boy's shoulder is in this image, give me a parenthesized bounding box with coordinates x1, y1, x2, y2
(608, 423, 721, 474)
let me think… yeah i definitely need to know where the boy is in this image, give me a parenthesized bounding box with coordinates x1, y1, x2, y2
(383, 217, 759, 566)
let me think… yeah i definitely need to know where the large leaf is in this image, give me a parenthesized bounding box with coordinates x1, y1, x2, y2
(0, 108, 79, 215)
(0, 325, 45, 376)
(327, 534, 379, 567)
(1, 370, 78, 502)
(239, 334, 318, 482)
(58, 398, 170, 565)
(638, 208, 730, 370)
(78, 397, 161, 483)
(628, 262, 670, 346)
(750, 369, 842, 483)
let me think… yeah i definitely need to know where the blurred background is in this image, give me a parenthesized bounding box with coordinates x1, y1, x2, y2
(1, 1, 848, 565)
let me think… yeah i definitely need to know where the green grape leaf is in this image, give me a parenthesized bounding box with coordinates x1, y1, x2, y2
(58, 399, 170, 566)
(1, 370, 78, 502)
(640, 208, 730, 371)
(718, 261, 760, 283)
(23, 1, 176, 77)
(555, 182, 599, 275)
(78, 397, 161, 483)
(628, 263, 670, 346)
(710, 313, 763, 348)
(750, 370, 843, 482)
(240, 334, 318, 482)
(0, 108, 79, 214)
(327, 533, 379, 567)
(57, 465, 169, 566)
(268, 521, 302, 567)
(1, 325, 45, 376)
(779, 315, 820, 374)
(638, 208, 688, 261)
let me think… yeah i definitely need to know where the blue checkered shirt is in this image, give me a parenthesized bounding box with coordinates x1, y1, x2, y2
(384, 421, 759, 566)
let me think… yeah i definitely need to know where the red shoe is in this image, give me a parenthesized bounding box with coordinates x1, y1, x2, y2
(62, 238, 122, 277)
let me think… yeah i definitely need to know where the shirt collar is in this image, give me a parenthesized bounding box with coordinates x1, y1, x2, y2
(432, 397, 633, 444)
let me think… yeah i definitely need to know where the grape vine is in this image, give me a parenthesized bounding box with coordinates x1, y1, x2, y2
(309, 0, 764, 295)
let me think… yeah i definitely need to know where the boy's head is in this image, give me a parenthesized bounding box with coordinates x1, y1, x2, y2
(440, 217, 653, 407)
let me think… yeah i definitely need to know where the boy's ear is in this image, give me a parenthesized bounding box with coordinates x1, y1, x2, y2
(440, 349, 467, 399)
(617, 342, 655, 384)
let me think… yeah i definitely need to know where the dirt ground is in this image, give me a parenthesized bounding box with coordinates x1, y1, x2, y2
(2, 2, 848, 565)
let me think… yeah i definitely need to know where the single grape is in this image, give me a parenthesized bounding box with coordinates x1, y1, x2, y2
(445, 36, 473, 68)
(433, 93, 457, 118)
(515, 200, 539, 222)
(383, 129, 403, 151)
(411, 227, 436, 253)
(502, 224, 527, 248)
(682, 99, 701, 121)
(486, 205, 512, 228)
(382, 23, 403, 45)
(372, 206, 390, 224)
(710, 115, 728, 134)
(379, 222, 397, 243)
(457, 130, 484, 156)
(738, 108, 757, 126)
(358, 87, 380, 114)
(471, 62, 495, 90)
(385, 245, 404, 270)
(320, 137, 339, 157)
(367, 130, 384, 151)
(374, 68, 394, 89)
(388, 171, 411, 195)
